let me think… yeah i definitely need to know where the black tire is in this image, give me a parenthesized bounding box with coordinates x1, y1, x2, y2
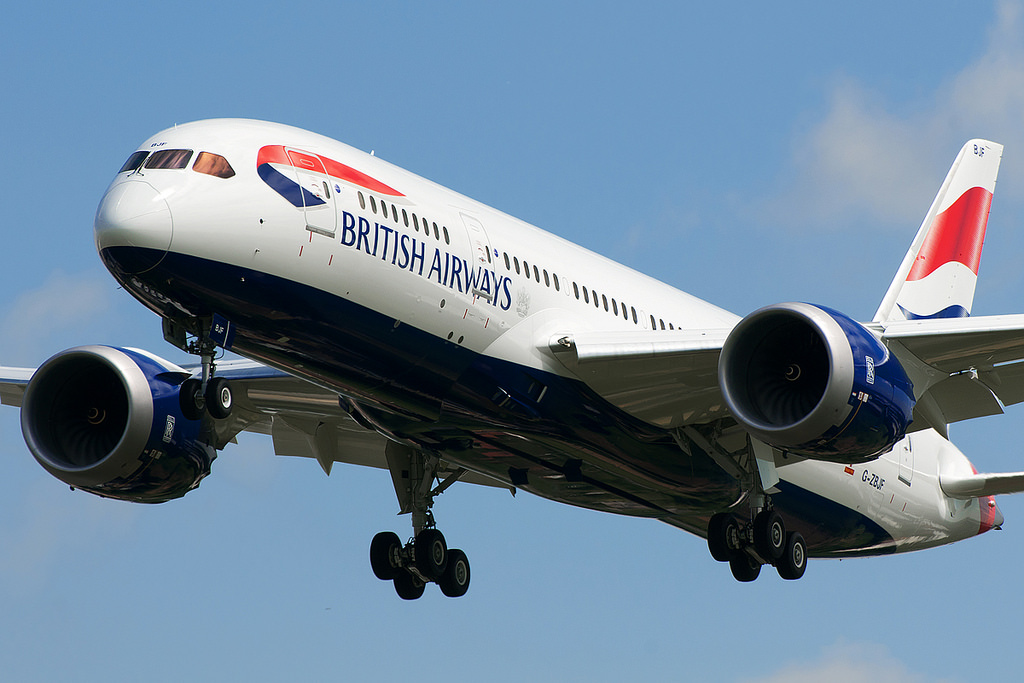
(415, 528, 447, 581)
(753, 509, 786, 561)
(776, 531, 807, 580)
(179, 378, 203, 421)
(393, 570, 425, 600)
(729, 554, 761, 582)
(439, 549, 471, 598)
(370, 531, 402, 580)
(205, 377, 233, 420)
(707, 513, 740, 562)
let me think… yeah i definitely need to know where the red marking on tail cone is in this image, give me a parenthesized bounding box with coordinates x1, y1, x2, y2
(979, 496, 998, 534)
(907, 186, 993, 281)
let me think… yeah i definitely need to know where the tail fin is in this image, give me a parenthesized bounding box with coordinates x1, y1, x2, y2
(873, 139, 1003, 322)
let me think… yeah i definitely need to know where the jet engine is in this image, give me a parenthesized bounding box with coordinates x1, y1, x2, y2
(20, 345, 214, 503)
(718, 303, 914, 463)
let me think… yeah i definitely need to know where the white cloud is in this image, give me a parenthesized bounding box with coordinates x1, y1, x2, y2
(768, 0, 1024, 230)
(740, 640, 958, 683)
(0, 269, 114, 365)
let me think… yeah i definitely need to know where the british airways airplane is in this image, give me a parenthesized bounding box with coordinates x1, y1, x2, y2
(4, 119, 1024, 599)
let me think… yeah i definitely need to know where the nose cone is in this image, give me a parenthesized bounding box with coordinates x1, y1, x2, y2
(94, 180, 172, 274)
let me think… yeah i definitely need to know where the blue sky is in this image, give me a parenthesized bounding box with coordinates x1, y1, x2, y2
(3, 2, 1024, 680)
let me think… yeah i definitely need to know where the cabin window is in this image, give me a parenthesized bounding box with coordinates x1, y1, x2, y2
(582, 287, 589, 304)
(370, 196, 377, 213)
(402, 209, 409, 227)
(358, 192, 366, 210)
(592, 290, 599, 307)
(573, 282, 580, 299)
(611, 298, 618, 316)
(553, 274, 560, 292)
(443, 226, 450, 245)
(602, 294, 609, 311)
(145, 149, 193, 170)
(433, 222, 440, 240)
(523, 260, 530, 278)
(193, 152, 235, 178)
(514, 257, 521, 275)
(533, 265, 540, 282)
(504, 253, 510, 270)
(543, 269, 550, 287)
(118, 151, 149, 173)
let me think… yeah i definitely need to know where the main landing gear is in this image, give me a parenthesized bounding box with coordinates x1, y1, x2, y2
(370, 442, 471, 599)
(706, 508, 807, 582)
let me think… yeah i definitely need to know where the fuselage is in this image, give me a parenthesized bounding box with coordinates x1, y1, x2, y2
(94, 118, 1000, 557)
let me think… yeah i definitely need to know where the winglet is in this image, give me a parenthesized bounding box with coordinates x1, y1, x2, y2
(874, 140, 1003, 322)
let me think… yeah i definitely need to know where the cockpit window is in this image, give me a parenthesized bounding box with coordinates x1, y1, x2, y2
(118, 150, 149, 173)
(144, 149, 194, 170)
(192, 152, 235, 178)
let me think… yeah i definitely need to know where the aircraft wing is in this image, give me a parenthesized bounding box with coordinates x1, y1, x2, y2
(0, 359, 508, 490)
(877, 314, 1024, 432)
(547, 328, 732, 429)
(546, 314, 1024, 435)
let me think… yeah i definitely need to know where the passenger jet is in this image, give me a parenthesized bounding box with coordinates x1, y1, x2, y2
(4, 120, 1024, 598)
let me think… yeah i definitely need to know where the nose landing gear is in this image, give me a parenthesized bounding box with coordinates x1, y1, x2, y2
(165, 318, 234, 422)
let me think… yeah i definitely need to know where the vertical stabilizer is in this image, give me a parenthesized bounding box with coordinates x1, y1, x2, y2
(873, 140, 1002, 322)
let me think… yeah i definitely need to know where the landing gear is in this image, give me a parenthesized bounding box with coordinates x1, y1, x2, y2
(707, 508, 808, 582)
(370, 527, 472, 600)
(370, 442, 471, 599)
(173, 328, 233, 422)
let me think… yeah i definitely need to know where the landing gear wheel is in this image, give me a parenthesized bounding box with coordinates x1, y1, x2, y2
(776, 531, 807, 580)
(439, 549, 471, 598)
(415, 528, 448, 581)
(369, 532, 402, 581)
(729, 554, 761, 582)
(205, 377, 233, 420)
(707, 513, 740, 562)
(179, 378, 203, 421)
(393, 570, 425, 600)
(753, 509, 786, 561)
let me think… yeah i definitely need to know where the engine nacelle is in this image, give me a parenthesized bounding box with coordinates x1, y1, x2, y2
(719, 303, 914, 463)
(21, 345, 214, 503)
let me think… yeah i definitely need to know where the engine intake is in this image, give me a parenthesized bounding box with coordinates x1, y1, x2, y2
(719, 303, 914, 462)
(21, 345, 214, 503)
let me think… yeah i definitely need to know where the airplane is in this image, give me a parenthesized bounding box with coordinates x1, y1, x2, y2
(4, 120, 1024, 599)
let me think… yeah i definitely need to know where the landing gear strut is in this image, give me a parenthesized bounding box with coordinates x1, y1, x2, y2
(369, 442, 471, 599)
(676, 425, 810, 582)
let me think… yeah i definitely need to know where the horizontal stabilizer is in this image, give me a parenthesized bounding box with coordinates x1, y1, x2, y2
(940, 470, 1024, 498)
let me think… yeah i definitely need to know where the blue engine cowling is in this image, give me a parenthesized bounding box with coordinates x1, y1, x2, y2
(718, 303, 915, 463)
(20, 345, 214, 503)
